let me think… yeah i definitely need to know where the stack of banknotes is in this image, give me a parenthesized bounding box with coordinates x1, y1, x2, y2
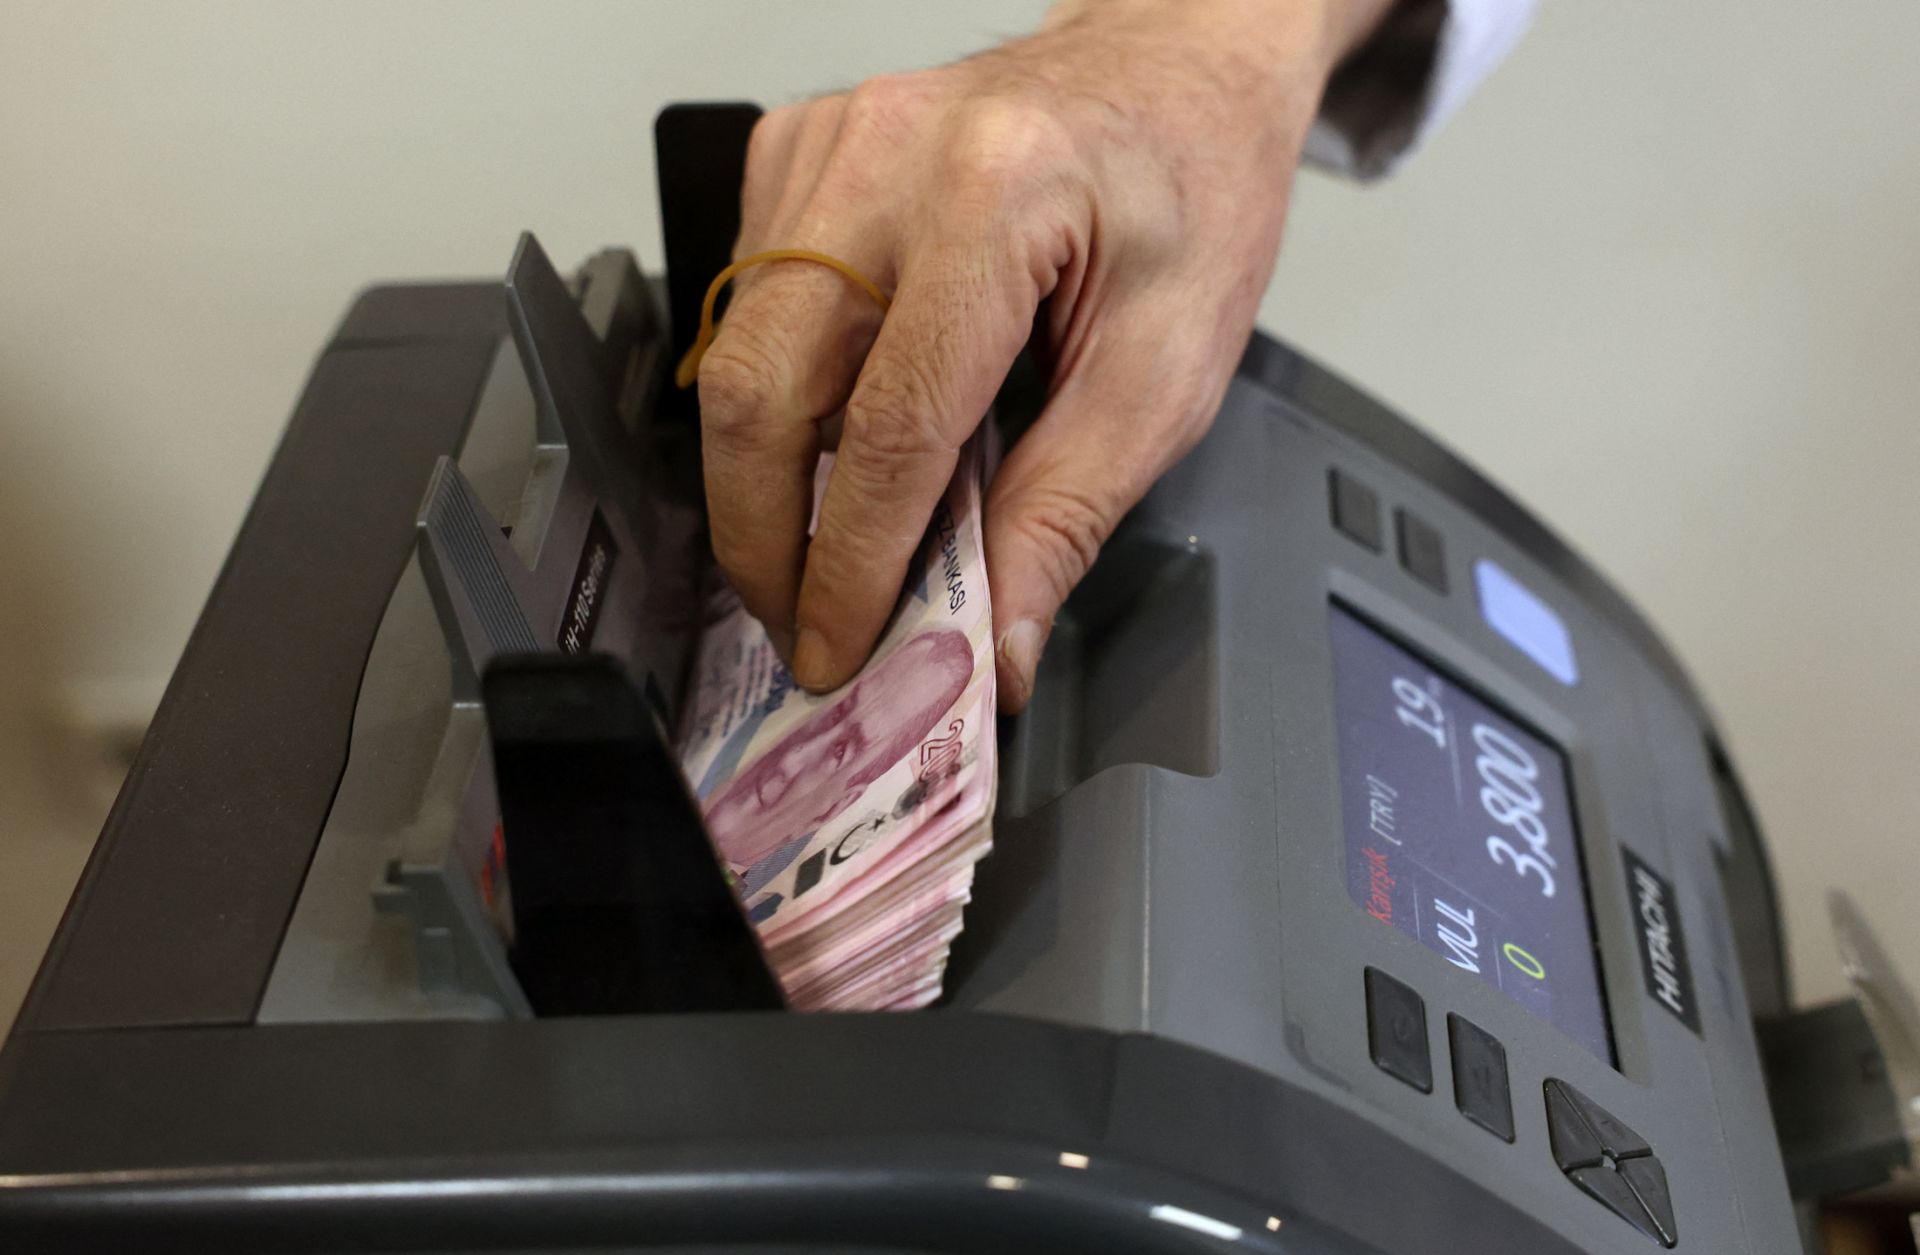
(675, 436, 997, 1010)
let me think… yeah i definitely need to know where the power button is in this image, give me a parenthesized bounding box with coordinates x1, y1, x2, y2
(1365, 967, 1432, 1093)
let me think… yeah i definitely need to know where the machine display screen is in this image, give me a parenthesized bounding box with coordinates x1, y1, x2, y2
(1330, 605, 1613, 1062)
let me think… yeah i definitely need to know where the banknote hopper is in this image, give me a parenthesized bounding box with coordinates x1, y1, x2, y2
(3, 105, 1909, 1254)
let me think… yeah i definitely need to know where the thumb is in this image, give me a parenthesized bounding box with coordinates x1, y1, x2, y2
(984, 326, 1216, 713)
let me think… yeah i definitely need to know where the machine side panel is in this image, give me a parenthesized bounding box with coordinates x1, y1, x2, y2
(15, 294, 498, 1032)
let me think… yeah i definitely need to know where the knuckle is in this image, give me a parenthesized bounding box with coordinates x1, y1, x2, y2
(796, 93, 851, 153)
(743, 106, 790, 174)
(845, 359, 948, 463)
(697, 336, 787, 442)
(738, 116, 788, 233)
(1013, 485, 1113, 597)
(841, 73, 932, 145)
(945, 96, 1074, 191)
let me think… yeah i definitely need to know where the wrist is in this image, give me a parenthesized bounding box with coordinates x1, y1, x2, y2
(1041, 0, 1396, 110)
(1314, 0, 1403, 68)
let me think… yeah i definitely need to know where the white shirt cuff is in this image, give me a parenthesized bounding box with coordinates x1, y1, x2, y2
(1303, 0, 1539, 180)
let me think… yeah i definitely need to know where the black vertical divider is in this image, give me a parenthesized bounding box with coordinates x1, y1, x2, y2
(655, 101, 763, 389)
(486, 655, 784, 1015)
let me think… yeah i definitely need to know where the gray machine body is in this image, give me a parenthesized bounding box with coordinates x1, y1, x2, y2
(0, 248, 1799, 1255)
(968, 350, 1800, 1252)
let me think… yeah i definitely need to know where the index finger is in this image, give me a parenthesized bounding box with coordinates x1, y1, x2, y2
(789, 241, 1038, 690)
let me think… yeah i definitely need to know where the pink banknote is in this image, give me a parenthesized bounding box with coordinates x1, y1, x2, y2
(676, 434, 997, 1008)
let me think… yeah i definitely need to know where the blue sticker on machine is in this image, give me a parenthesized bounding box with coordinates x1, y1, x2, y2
(1474, 559, 1579, 686)
(1622, 848, 1701, 1035)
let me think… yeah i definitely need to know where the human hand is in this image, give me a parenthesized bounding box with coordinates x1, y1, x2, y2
(696, 0, 1396, 711)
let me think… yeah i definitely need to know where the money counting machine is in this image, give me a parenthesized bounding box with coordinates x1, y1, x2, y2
(3, 104, 1912, 1254)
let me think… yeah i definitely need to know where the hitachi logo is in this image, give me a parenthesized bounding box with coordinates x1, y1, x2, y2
(1622, 849, 1701, 1034)
(1633, 867, 1687, 1017)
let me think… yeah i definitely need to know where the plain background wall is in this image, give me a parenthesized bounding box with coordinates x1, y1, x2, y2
(1, 1, 1916, 1031)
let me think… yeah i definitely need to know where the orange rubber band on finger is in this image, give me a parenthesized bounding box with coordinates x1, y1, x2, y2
(674, 248, 892, 389)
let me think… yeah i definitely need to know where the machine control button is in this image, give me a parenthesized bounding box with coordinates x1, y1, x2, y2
(1618, 1155, 1679, 1246)
(1547, 1078, 1651, 1159)
(1545, 1081, 1606, 1168)
(1447, 1014, 1514, 1140)
(1364, 967, 1431, 1092)
(1329, 469, 1383, 552)
(1546, 1080, 1674, 1247)
(1569, 1166, 1673, 1247)
(1395, 508, 1448, 593)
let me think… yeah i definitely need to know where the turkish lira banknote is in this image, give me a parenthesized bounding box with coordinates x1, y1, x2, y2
(676, 434, 997, 1009)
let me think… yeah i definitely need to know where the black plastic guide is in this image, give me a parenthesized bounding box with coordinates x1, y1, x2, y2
(655, 101, 762, 371)
(485, 654, 783, 1016)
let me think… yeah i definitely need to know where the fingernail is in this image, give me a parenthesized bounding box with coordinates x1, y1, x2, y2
(997, 618, 1047, 708)
(791, 625, 833, 691)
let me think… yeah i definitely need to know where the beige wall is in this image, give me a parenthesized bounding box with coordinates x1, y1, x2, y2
(2, 1, 1916, 1025)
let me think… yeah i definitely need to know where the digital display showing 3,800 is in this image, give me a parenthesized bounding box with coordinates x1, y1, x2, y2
(1330, 605, 1613, 1062)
